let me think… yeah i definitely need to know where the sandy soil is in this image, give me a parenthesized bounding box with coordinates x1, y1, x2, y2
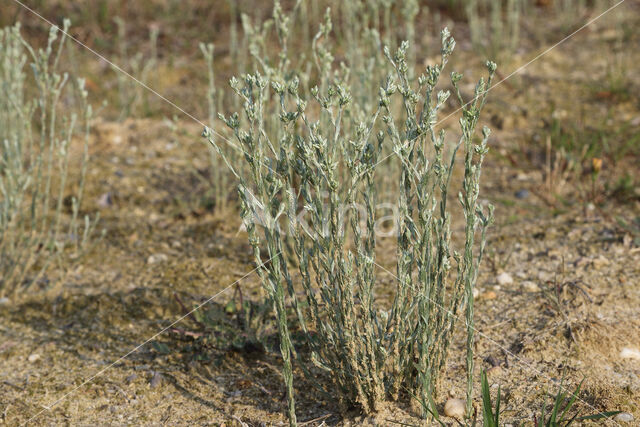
(1, 2, 639, 426)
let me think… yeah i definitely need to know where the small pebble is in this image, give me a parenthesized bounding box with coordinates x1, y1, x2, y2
(487, 365, 502, 376)
(614, 412, 634, 422)
(481, 290, 497, 300)
(147, 253, 168, 265)
(538, 271, 552, 282)
(496, 272, 514, 286)
(552, 109, 568, 120)
(515, 189, 529, 199)
(97, 192, 113, 208)
(28, 353, 40, 363)
(592, 255, 610, 268)
(444, 398, 465, 419)
(620, 347, 640, 361)
(150, 371, 162, 388)
(0, 297, 10, 305)
(522, 281, 541, 292)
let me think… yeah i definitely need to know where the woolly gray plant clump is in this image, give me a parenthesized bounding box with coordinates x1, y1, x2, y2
(0, 21, 99, 298)
(203, 3, 495, 424)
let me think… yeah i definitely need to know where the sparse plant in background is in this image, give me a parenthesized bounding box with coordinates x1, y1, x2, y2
(530, 111, 639, 209)
(466, 0, 521, 60)
(199, 42, 234, 210)
(592, 3, 631, 103)
(551, 0, 592, 34)
(114, 17, 158, 120)
(204, 0, 496, 420)
(465, 0, 621, 61)
(0, 21, 99, 298)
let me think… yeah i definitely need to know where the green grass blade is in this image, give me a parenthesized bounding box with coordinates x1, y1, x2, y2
(558, 379, 582, 422)
(481, 370, 495, 427)
(494, 385, 501, 426)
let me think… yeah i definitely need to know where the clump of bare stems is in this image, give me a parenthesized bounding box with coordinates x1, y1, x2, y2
(204, 2, 495, 423)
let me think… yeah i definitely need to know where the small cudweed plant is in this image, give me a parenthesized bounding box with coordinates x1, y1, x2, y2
(204, 4, 495, 425)
(0, 21, 99, 297)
